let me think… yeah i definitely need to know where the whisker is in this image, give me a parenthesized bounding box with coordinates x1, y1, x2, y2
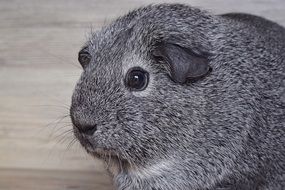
(52, 124, 73, 134)
(29, 104, 70, 110)
(44, 116, 71, 138)
(66, 138, 78, 150)
(118, 153, 123, 172)
(54, 130, 74, 146)
(107, 152, 111, 170)
(53, 129, 73, 140)
(45, 114, 70, 128)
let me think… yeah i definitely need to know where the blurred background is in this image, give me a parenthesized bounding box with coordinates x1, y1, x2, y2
(0, 0, 284, 189)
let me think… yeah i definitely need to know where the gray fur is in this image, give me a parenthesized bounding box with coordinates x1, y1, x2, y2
(70, 4, 285, 190)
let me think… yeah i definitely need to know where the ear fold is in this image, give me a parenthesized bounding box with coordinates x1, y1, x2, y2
(152, 43, 211, 84)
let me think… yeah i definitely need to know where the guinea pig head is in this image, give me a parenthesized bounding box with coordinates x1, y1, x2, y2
(71, 41, 211, 168)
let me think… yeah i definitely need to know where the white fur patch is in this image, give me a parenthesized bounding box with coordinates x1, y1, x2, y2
(131, 159, 174, 179)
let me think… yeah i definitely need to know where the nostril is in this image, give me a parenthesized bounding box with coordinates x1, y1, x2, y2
(77, 124, 97, 136)
(70, 110, 97, 136)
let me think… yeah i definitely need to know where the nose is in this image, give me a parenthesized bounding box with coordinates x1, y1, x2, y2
(70, 112, 97, 136)
(75, 124, 97, 136)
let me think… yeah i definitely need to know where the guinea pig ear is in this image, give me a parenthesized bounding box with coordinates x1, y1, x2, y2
(152, 43, 211, 84)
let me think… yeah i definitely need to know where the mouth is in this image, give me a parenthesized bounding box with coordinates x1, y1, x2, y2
(74, 132, 130, 175)
(73, 129, 126, 161)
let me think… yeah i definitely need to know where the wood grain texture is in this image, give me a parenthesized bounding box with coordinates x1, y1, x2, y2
(0, 168, 113, 190)
(0, 0, 284, 189)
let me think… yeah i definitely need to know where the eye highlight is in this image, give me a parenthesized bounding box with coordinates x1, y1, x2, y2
(125, 67, 149, 91)
(78, 47, 91, 68)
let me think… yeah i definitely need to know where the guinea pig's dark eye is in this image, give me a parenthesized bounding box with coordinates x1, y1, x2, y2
(78, 48, 91, 68)
(125, 67, 149, 91)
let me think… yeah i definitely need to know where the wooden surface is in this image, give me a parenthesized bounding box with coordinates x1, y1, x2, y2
(0, 0, 284, 189)
(0, 168, 112, 190)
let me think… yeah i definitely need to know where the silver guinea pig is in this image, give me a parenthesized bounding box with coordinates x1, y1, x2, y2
(70, 4, 285, 190)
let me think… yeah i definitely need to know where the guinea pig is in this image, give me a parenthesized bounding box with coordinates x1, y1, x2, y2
(70, 4, 285, 190)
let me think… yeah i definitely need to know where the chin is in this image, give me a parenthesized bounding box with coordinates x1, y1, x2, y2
(74, 130, 132, 176)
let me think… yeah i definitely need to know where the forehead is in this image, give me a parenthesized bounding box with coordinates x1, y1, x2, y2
(88, 20, 135, 51)
(86, 28, 131, 66)
(85, 23, 151, 72)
